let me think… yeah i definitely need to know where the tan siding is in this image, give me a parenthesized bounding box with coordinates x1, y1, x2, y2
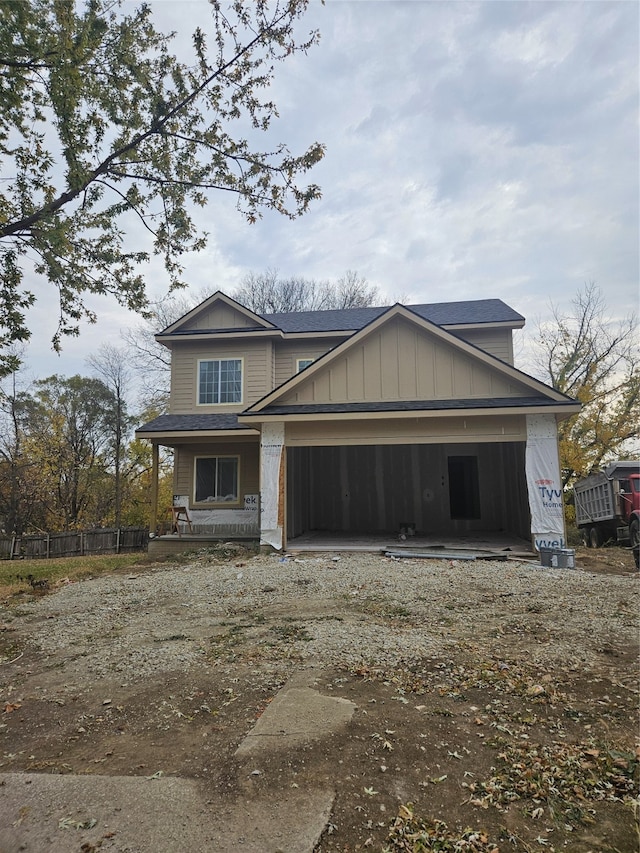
(174, 441, 260, 504)
(398, 327, 416, 398)
(363, 334, 381, 398)
(182, 303, 257, 331)
(273, 340, 341, 388)
(169, 340, 270, 414)
(286, 414, 527, 446)
(416, 336, 436, 398)
(453, 328, 514, 363)
(277, 317, 531, 406)
(347, 347, 365, 401)
(330, 358, 348, 400)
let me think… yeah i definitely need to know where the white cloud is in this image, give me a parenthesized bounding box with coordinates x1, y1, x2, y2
(16, 0, 639, 379)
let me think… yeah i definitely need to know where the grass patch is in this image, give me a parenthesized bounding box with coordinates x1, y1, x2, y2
(0, 553, 147, 602)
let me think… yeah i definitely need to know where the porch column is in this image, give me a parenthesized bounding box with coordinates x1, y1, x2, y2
(260, 422, 285, 550)
(525, 414, 566, 551)
(150, 443, 159, 534)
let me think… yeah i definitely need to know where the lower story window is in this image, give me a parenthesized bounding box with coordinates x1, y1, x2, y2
(195, 456, 238, 503)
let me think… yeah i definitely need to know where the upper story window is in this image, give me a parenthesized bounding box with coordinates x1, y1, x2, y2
(198, 359, 242, 405)
(296, 358, 314, 372)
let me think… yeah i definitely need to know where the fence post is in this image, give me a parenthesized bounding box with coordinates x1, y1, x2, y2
(80, 531, 84, 556)
(116, 528, 121, 555)
(10, 536, 16, 561)
(46, 532, 50, 560)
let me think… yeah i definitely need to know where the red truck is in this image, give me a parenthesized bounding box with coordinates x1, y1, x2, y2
(574, 461, 640, 552)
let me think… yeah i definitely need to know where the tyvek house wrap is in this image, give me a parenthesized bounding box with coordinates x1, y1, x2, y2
(525, 413, 566, 551)
(260, 422, 285, 550)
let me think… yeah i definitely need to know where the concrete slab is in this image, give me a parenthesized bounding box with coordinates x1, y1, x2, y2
(286, 531, 534, 556)
(235, 681, 357, 758)
(0, 771, 334, 853)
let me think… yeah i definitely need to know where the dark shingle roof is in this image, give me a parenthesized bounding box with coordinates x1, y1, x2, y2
(136, 414, 252, 433)
(248, 397, 573, 417)
(260, 299, 524, 333)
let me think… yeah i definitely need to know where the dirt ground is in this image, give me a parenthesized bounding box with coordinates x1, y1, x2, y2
(0, 545, 638, 853)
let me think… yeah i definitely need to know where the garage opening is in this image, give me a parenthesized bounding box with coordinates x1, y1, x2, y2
(286, 442, 529, 541)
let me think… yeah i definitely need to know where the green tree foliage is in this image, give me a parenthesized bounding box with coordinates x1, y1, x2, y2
(0, 365, 173, 533)
(533, 283, 640, 487)
(0, 365, 41, 535)
(21, 375, 116, 527)
(0, 0, 324, 375)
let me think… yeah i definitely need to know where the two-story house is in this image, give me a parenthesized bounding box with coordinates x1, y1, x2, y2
(136, 291, 580, 553)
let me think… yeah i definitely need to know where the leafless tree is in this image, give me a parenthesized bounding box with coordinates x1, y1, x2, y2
(230, 269, 378, 314)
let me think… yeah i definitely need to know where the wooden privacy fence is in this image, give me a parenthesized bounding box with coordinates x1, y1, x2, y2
(0, 527, 148, 560)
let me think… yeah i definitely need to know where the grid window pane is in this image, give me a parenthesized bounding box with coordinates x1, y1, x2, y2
(199, 359, 241, 404)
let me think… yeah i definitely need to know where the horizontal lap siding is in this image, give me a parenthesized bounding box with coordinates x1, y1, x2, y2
(274, 341, 340, 388)
(453, 328, 514, 364)
(174, 441, 260, 504)
(170, 341, 271, 412)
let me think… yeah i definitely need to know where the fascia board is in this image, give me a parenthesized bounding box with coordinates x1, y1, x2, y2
(238, 402, 581, 424)
(443, 319, 526, 331)
(155, 328, 283, 344)
(274, 330, 356, 339)
(135, 429, 260, 442)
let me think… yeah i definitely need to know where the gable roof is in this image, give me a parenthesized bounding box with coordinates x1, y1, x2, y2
(240, 303, 576, 420)
(156, 294, 525, 341)
(261, 298, 524, 334)
(159, 291, 277, 336)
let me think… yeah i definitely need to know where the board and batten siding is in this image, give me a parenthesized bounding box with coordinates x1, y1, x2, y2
(278, 317, 528, 406)
(169, 340, 272, 413)
(174, 441, 260, 505)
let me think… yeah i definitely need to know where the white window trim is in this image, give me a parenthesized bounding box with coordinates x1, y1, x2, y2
(296, 357, 315, 373)
(197, 357, 244, 406)
(193, 455, 241, 505)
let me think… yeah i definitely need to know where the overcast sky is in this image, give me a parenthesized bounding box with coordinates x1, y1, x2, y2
(21, 0, 639, 381)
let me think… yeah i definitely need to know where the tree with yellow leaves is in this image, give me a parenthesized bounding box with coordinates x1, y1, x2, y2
(533, 283, 639, 489)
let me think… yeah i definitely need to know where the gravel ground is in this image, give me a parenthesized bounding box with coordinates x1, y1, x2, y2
(1, 547, 638, 853)
(10, 549, 638, 689)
